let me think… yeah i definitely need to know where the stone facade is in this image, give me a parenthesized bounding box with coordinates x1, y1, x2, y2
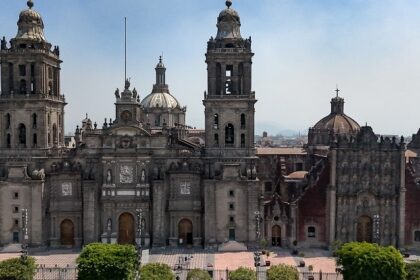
(1, 1, 420, 251)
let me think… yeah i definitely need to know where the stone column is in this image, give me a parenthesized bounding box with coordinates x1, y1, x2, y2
(290, 202, 297, 247)
(329, 149, 337, 246)
(398, 149, 406, 248)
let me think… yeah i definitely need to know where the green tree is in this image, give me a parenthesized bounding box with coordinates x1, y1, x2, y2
(0, 257, 37, 280)
(186, 268, 212, 280)
(76, 243, 137, 280)
(267, 264, 299, 280)
(228, 267, 256, 280)
(407, 261, 420, 280)
(139, 263, 174, 280)
(336, 242, 406, 280)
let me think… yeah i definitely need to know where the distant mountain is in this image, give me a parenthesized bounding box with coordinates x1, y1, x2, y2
(255, 121, 305, 137)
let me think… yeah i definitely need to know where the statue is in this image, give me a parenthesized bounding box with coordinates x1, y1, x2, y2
(133, 88, 137, 98)
(31, 169, 45, 180)
(1, 37, 6, 50)
(124, 78, 130, 90)
(141, 169, 146, 182)
(106, 169, 112, 184)
(114, 88, 120, 99)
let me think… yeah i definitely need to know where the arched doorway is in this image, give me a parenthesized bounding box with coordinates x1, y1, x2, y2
(178, 219, 193, 246)
(357, 215, 373, 242)
(60, 219, 75, 247)
(272, 225, 281, 246)
(118, 213, 135, 244)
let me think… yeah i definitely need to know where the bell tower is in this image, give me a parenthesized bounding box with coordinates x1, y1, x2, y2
(0, 0, 65, 149)
(204, 0, 256, 156)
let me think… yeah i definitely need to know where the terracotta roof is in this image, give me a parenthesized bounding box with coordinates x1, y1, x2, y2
(256, 147, 307, 156)
(406, 149, 418, 159)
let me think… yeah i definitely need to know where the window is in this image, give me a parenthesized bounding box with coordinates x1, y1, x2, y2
(241, 134, 245, 148)
(53, 124, 57, 144)
(229, 190, 234, 197)
(19, 79, 27, 94)
(295, 162, 303, 171)
(33, 134, 37, 147)
(264, 182, 273, 192)
(229, 216, 235, 223)
(19, 65, 26, 76)
(14, 219, 19, 226)
(225, 124, 234, 145)
(214, 134, 219, 146)
(213, 114, 219, 129)
(48, 133, 51, 145)
(48, 67, 53, 79)
(13, 206, 19, 213)
(5, 114, 11, 129)
(18, 124, 26, 146)
(32, 114, 37, 129)
(6, 134, 11, 148)
(226, 65, 233, 77)
(30, 64, 35, 77)
(415, 231, 420, 242)
(229, 203, 235, 211)
(48, 81, 52, 95)
(13, 192, 19, 199)
(241, 114, 246, 129)
(308, 226, 316, 238)
(225, 65, 233, 94)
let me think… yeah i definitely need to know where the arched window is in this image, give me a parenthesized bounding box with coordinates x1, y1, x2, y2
(53, 124, 57, 144)
(216, 63, 222, 95)
(5, 114, 11, 129)
(225, 124, 234, 145)
(33, 133, 37, 147)
(32, 113, 37, 129)
(6, 133, 11, 148)
(241, 133, 245, 148)
(213, 114, 219, 129)
(240, 113, 246, 129)
(214, 134, 219, 146)
(225, 65, 233, 95)
(308, 226, 316, 238)
(18, 123, 26, 146)
(48, 81, 52, 95)
(19, 79, 27, 94)
(155, 115, 160, 126)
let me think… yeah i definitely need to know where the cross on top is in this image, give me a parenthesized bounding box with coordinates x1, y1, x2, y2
(335, 87, 340, 97)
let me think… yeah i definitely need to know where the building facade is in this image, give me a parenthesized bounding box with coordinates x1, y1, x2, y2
(1, 1, 420, 251)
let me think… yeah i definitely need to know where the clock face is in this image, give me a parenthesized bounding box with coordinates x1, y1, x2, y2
(121, 110, 132, 122)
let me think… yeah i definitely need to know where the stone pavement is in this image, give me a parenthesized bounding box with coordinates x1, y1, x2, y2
(0, 249, 79, 268)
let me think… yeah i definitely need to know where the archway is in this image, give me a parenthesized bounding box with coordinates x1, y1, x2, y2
(272, 225, 281, 246)
(357, 215, 373, 243)
(118, 213, 135, 244)
(178, 219, 193, 246)
(60, 219, 75, 247)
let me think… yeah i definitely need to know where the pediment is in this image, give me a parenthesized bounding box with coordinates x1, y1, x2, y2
(108, 125, 151, 137)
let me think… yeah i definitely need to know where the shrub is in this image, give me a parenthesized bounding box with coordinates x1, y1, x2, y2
(228, 267, 256, 280)
(407, 261, 420, 280)
(0, 257, 37, 280)
(267, 264, 299, 280)
(336, 242, 406, 280)
(139, 263, 174, 280)
(77, 243, 137, 280)
(186, 268, 212, 280)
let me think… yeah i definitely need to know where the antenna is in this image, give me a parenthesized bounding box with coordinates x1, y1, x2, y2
(124, 17, 127, 83)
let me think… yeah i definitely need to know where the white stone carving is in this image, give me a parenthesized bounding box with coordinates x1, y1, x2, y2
(180, 182, 191, 195)
(117, 190, 135, 196)
(61, 182, 72, 196)
(120, 165, 134, 183)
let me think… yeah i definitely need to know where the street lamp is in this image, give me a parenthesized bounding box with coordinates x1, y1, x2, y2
(135, 208, 143, 280)
(254, 211, 263, 280)
(21, 209, 29, 263)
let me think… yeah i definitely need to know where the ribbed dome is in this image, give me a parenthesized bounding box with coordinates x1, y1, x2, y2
(216, 0, 242, 40)
(141, 92, 180, 109)
(15, 1, 46, 42)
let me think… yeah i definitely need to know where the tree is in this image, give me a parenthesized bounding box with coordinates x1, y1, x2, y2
(77, 243, 137, 280)
(186, 268, 212, 280)
(407, 261, 420, 280)
(228, 267, 256, 280)
(336, 242, 406, 280)
(139, 263, 174, 280)
(267, 264, 299, 280)
(0, 257, 37, 280)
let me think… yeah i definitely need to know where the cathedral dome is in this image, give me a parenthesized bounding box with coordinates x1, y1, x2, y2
(141, 92, 180, 109)
(216, 0, 242, 40)
(15, 1, 46, 42)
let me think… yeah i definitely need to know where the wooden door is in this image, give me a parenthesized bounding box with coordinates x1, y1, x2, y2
(178, 219, 193, 245)
(118, 213, 135, 244)
(272, 225, 281, 246)
(357, 216, 373, 242)
(60, 219, 75, 247)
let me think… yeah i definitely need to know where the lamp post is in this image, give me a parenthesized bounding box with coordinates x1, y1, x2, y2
(373, 214, 380, 244)
(135, 208, 143, 280)
(254, 211, 263, 279)
(21, 209, 29, 263)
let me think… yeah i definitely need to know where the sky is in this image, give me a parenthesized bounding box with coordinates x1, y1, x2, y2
(1, 0, 420, 136)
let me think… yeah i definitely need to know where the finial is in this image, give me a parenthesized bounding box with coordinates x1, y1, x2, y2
(85, 113, 88, 119)
(159, 55, 162, 63)
(335, 86, 340, 97)
(226, 0, 232, 8)
(27, 0, 34, 9)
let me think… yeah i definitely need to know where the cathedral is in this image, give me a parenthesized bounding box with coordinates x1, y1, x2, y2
(1, 0, 420, 251)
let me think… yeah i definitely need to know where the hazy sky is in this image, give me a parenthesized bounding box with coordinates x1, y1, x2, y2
(1, 0, 420, 136)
